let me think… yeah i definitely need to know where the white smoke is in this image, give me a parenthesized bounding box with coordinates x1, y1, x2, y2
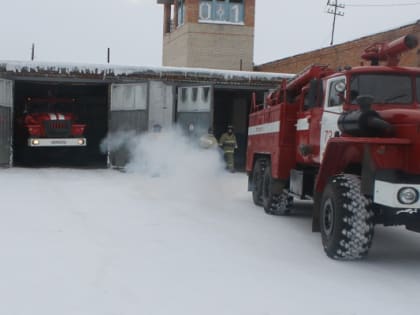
(101, 126, 230, 200)
(100, 130, 136, 155)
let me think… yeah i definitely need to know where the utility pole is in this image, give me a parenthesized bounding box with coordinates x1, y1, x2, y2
(326, 0, 345, 46)
(31, 43, 35, 61)
(107, 48, 110, 64)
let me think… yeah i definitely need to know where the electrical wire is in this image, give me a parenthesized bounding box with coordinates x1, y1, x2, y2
(347, 2, 420, 7)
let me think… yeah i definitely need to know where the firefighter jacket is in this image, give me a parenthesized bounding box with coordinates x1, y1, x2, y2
(219, 133, 238, 153)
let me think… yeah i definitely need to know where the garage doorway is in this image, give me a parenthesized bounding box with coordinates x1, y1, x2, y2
(13, 81, 109, 167)
(213, 88, 265, 170)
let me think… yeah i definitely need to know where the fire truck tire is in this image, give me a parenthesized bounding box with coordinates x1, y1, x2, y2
(320, 174, 374, 260)
(262, 164, 290, 215)
(252, 159, 264, 206)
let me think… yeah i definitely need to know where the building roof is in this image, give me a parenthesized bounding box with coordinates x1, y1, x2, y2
(0, 60, 294, 86)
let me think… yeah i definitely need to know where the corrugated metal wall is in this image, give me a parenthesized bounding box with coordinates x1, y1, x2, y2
(108, 83, 149, 167)
(148, 81, 174, 130)
(0, 79, 12, 166)
(176, 85, 213, 137)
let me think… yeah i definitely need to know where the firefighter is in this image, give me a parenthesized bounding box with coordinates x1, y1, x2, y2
(199, 127, 218, 149)
(219, 125, 238, 172)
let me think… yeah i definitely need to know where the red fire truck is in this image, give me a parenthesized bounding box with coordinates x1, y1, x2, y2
(246, 34, 420, 260)
(22, 97, 86, 147)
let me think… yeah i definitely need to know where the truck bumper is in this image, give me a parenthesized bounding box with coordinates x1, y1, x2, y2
(28, 138, 87, 147)
(374, 180, 420, 209)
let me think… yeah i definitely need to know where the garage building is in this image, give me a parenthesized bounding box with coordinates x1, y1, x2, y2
(0, 61, 292, 169)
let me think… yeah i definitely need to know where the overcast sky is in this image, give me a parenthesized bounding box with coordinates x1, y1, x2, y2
(0, 0, 418, 68)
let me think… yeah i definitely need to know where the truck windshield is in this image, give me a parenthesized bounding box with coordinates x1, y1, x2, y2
(349, 74, 413, 105)
(28, 103, 49, 113)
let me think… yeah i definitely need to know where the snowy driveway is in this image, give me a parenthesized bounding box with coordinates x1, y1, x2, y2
(1, 168, 420, 315)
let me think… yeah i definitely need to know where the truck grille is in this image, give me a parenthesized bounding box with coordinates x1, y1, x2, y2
(43, 120, 72, 138)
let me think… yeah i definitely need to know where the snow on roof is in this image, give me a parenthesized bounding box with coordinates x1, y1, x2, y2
(0, 60, 295, 84)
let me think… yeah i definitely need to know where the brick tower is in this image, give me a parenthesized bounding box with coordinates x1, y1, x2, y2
(157, 0, 255, 71)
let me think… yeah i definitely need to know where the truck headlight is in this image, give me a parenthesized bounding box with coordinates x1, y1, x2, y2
(398, 187, 419, 205)
(32, 139, 40, 146)
(77, 139, 85, 145)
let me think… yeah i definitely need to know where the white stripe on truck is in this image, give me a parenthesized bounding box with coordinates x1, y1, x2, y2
(248, 121, 280, 136)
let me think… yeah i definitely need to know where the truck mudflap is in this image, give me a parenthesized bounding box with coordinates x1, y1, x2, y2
(28, 138, 87, 147)
(376, 206, 420, 232)
(406, 221, 420, 233)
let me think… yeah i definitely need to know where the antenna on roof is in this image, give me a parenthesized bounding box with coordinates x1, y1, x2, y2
(107, 48, 111, 64)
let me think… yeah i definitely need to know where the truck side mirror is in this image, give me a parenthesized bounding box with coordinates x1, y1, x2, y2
(335, 81, 346, 93)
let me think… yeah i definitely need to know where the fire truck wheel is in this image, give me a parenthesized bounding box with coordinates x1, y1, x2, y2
(252, 159, 264, 206)
(320, 174, 375, 260)
(262, 164, 290, 215)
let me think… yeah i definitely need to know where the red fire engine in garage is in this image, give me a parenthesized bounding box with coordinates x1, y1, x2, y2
(22, 97, 86, 147)
(247, 34, 420, 260)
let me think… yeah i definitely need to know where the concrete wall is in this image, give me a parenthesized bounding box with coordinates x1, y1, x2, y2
(255, 21, 420, 74)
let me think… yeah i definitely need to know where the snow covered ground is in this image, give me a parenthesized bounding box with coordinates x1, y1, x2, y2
(1, 130, 420, 315)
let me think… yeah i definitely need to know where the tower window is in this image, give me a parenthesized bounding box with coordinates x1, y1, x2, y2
(177, 0, 185, 26)
(199, 0, 244, 24)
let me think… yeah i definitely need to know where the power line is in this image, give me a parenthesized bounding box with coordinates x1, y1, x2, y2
(347, 2, 420, 7)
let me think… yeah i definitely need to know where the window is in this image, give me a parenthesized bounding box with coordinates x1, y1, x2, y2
(328, 78, 346, 107)
(199, 0, 244, 24)
(192, 88, 198, 102)
(177, 0, 185, 26)
(350, 74, 413, 105)
(181, 88, 188, 103)
(202, 87, 210, 102)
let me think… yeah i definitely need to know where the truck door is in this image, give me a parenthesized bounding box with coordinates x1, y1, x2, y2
(320, 76, 346, 162)
(108, 83, 148, 167)
(176, 85, 213, 137)
(0, 79, 13, 167)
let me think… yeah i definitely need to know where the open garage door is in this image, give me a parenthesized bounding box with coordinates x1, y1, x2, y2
(0, 79, 13, 166)
(12, 82, 108, 167)
(176, 85, 213, 138)
(109, 83, 148, 167)
(213, 88, 256, 170)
